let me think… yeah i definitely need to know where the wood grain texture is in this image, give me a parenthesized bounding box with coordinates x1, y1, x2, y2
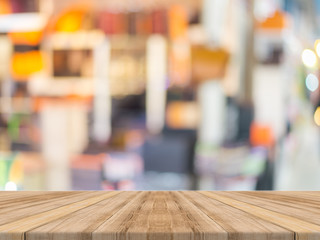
(0, 192, 319, 240)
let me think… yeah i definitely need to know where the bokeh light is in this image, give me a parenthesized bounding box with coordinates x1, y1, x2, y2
(302, 49, 318, 68)
(305, 73, 319, 92)
(315, 40, 320, 58)
(314, 107, 320, 126)
(5, 181, 17, 191)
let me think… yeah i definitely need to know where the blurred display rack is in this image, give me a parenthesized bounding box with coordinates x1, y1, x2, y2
(0, 0, 272, 191)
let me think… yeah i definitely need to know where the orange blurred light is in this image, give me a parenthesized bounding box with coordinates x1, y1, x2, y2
(32, 96, 92, 112)
(169, 5, 187, 39)
(314, 107, 320, 126)
(55, 12, 83, 32)
(250, 123, 274, 147)
(11, 51, 44, 81)
(314, 39, 320, 58)
(51, 4, 92, 32)
(8, 31, 43, 45)
(258, 10, 287, 30)
(0, 0, 11, 14)
(166, 101, 198, 129)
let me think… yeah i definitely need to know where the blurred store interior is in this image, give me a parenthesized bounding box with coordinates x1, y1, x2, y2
(0, 0, 320, 191)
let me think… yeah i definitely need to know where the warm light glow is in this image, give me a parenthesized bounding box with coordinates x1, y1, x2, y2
(169, 5, 187, 39)
(55, 12, 83, 32)
(315, 40, 320, 58)
(257, 10, 287, 30)
(306, 73, 319, 92)
(314, 107, 320, 126)
(52, 5, 91, 32)
(302, 49, 317, 68)
(250, 123, 274, 147)
(0, 0, 11, 14)
(8, 31, 43, 45)
(11, 51, 44, 80)
(166, 101, 198, 129)
(5, 181, 17, 191)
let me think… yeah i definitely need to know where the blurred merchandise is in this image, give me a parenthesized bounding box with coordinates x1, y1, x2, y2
(109, 36, 146, 96)
(166, 101, 198, 129)
(18, 152, 45, 190)
(0, 152, 23, 190)
(191, 46, 229, 84)
(196, 144, 267, 190)
(0, 151, 45, 190)
(53, 49, 93, 77)
(103, 152, 143, 185)
(71, 154, 104, 190)
(143, 131, 196, 174)
(137, 172, 191, 190)
(224, 98, 254, 143)
(71, 152, 143, 191)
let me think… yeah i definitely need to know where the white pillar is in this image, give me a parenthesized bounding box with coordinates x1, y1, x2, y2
(198, 81, 226, 145)
(93, 39, 111, 142)
(41, 104, 70, 190)
(146, 35, 167, 134)
(202, 0, 229, 45)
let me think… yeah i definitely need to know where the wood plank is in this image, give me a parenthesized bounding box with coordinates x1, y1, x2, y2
(92, 191, 150, 240)
(0, 192, 75, 206)
(0, 192, 82, 213)
(200, 191, 320, 240)
(0, 192, 103, 226)
(124, 191, 227, 240)
(26, 192, 135, 240)
(230, 191, 320, 207)
(93, 191, 227, 240)
(234, 191, 320, 208)
(0, 191, 120, 240)
(180, 191, 294, 240)
(218, 192, 320, 227)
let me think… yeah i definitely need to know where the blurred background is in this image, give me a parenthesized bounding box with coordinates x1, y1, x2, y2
(0, 0, 320, 191)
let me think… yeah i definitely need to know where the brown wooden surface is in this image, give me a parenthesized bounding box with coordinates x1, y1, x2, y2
(0, 191, 319, 240)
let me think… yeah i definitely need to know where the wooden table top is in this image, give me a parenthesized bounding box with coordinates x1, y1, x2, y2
(0, 191, 320, 240)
